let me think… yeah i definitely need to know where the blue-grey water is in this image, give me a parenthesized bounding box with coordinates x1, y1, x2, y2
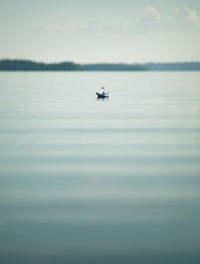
(0, 72, 200, 264)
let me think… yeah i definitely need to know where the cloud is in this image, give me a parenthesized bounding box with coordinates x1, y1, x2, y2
(183, 6, 200, 25)
(145, 6, 161, 20)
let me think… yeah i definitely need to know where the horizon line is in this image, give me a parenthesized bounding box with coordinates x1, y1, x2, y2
(1, 58, 200, 65)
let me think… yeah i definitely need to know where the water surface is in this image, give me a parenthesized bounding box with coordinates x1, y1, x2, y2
(0, 72, 200, 264)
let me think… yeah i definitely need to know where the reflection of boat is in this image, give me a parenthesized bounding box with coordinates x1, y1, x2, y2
(96, 92, 109, 98)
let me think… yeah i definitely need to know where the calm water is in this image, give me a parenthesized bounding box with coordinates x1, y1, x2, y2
(0, 72, 200, 264)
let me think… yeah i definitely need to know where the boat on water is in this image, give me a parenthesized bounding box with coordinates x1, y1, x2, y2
(96, 87, 109, 98)
(96, 92, 109, 98)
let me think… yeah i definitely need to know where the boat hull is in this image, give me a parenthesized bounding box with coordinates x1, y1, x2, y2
(96, 92, 109, 98)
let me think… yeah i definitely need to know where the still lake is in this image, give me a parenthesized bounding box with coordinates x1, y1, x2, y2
(0, 72, 200, 264)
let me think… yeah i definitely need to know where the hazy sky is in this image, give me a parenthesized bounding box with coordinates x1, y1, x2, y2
(0, 0, 200, 63)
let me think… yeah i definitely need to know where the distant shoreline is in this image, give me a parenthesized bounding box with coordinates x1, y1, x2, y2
(1, 59, 200, 71)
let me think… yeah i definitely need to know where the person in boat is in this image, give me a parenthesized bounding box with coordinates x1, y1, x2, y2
(101, 87, 106, 96)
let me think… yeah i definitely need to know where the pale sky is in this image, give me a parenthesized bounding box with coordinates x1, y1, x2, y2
(0, 0, 200, 63)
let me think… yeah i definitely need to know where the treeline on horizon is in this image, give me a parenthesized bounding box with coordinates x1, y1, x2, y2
(1, 59, 200, 71)
(0, 59, 82, 71)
